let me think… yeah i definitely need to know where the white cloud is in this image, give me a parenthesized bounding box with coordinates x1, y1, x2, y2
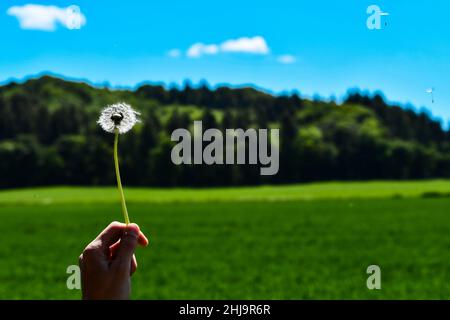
(7, 4, 86, 31)
(220, 36, 269, 54)
(167, 49, 182, 58)
(277, 54, 296, 64)
(185, 36, 270, 58)
(186, 43, 219, 58)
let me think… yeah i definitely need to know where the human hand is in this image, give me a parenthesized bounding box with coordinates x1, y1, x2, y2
(79, 221, 149, 300)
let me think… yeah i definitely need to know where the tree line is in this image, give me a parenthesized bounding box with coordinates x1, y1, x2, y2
(0, 75, 449, 188)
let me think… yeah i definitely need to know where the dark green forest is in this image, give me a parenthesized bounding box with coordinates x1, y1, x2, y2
(0, 75, 449, 188)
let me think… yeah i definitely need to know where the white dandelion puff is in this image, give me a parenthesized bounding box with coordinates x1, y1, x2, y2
(97, 102, 140, 134)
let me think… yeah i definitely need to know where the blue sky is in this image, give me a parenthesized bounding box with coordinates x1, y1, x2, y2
(1, 0, 449, 125)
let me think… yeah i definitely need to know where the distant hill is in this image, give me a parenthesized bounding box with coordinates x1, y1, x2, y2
(0, 75, 449, 188)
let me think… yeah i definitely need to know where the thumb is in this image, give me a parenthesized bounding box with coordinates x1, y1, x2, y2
(113, 223, 140, 273)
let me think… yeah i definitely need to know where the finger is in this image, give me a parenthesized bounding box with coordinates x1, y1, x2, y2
(96, 222, 148, 256)
(109, 231, 148, 259)
(109, 241, 120, 259)
(110, 242, 140, 275)
(80, 240, 112, 269)
(130, 254, 137, 275)
(96, 221, 127, 253)
(112, 223, 140, 273)
(104, 225, 148, 248)
(138, 230, 149, 247)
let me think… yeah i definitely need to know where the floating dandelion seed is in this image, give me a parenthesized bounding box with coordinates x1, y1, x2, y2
(98, 103, 140, 224)
(426, 88, 435, 104)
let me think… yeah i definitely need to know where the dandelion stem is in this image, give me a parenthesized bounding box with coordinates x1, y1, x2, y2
(114, 128, 130, 224)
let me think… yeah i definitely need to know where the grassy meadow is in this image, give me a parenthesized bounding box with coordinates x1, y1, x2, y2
(0, 180, 449, 299)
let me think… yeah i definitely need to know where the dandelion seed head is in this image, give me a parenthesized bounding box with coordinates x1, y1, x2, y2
(97, 102, 140, 134)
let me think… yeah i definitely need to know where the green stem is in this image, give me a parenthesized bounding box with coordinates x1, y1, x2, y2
(114, 128, 130, 224)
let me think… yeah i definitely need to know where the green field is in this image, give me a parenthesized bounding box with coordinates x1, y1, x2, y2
(0, 181, 449, 299)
